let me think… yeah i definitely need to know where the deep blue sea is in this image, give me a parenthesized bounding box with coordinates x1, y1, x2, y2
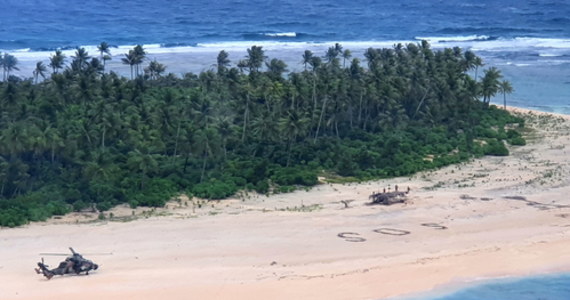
(1, 0, 569, 114)
(1, 0, 569, 49)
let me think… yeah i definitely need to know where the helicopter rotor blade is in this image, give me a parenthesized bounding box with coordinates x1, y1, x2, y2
(39, 252, 113, 256)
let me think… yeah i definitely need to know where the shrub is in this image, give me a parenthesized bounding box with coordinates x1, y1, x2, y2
(509, 136, 526, 146)
(192, 179, 237, 199)
(255, 180, 270, 194)
(130, 178, 177, 207)
(271, 167, 318, 186)
(484, 139, 509, 156)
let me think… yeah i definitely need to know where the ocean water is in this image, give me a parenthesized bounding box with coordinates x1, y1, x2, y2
(397, 273, 570, 300)
(1, 0, 569, 114)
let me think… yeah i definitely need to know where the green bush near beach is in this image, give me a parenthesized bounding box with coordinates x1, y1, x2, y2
(0, 42, 525, 226)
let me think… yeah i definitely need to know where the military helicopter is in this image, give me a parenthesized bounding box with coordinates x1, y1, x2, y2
(35, 247, 100, 279)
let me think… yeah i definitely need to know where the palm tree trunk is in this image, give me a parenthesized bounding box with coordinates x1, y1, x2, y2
(474, 66, 479, 81)
(241, 93, 250, 142)
(314, 96, 328, 143)
(358, 92, 363, 125)
(335, 120, 339, 139)
(101, 127, 106, 149)
(413, 88, 429, 120)
(173, 121, 181, 157)
(286, 139, 293, 167)
(140, 171, 145, 190)
(311, 74, 317, 123)
(183, 152, 190, 173)
(223, 139, 227, 160)
(200, 151, 208, 183)
(82, 125, 92, 146)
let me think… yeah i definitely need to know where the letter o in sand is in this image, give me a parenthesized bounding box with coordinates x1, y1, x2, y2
(337, 232, 366, 242)
(373, 228, 410, 236)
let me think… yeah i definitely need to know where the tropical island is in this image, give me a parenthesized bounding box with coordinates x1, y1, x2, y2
(2, 42, 570, 300)
(0, 42, 524, 227)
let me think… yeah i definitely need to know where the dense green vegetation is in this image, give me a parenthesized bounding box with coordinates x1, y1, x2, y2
(0, 42, 523, 227)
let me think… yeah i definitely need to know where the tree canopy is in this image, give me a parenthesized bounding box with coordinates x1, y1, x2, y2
(0, 42, 523, 227)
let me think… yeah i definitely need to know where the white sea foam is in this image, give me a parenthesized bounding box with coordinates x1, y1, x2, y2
(142, 44, 162, 49)
(415, 35, 490, 42)
(513, 37, 570, 49)
(6, 37, 570, 67)
(539, 53, 562, 57)
(264, 32, 297, 37)
(409, 36, 570, 54)
(196, 40, 413, 51)
(12, 48, 31, 53)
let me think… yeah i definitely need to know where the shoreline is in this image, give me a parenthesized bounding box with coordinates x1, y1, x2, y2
(392, 271, 570, 300)
(1, 106, 570, 299)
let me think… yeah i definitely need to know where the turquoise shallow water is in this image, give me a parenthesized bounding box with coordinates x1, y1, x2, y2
(395, 273, 570, 300)
(490, 63, 570, 115)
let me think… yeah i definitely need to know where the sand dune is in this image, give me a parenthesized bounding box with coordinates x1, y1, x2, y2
(1, 108, 570, 300)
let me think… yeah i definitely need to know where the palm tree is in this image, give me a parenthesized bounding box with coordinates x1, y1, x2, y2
(334, 43, 343, 54)
(1, 53, 19, 81)
(87, 58, 105, 76)
(325, 46, 339, 64)
(480, 67, 502, 106)
(216, 50, 230, 75)
(97, 42, 112, 69)
(364, 48, 379, 70)
(192, 127, 220, 183)
(132, 45, 146, 77)
(309, 56, 322, 71)
(498, 80, 513, 109)
(251, 111, 279, 144)
(342, 49, 352, 68)
(121, 51, 137, 79)
(279, 110, 309, 166)
(33, 61, 48, 83)
(126, 149, 158, 190)
(463, 50, 477, 74)
(71, 47, 91, 72)
(245, 45, 266, 73)
(265, 58, 287, 80)
(215, 117, 234, 159)
(144, 59, 166, 80)
(49, 50, 66, 73)
(463, 51, 484, 80)
(302, 50, 313, 71)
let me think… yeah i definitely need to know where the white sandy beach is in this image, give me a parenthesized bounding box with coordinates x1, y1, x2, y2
(1, 108, 569, 300)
